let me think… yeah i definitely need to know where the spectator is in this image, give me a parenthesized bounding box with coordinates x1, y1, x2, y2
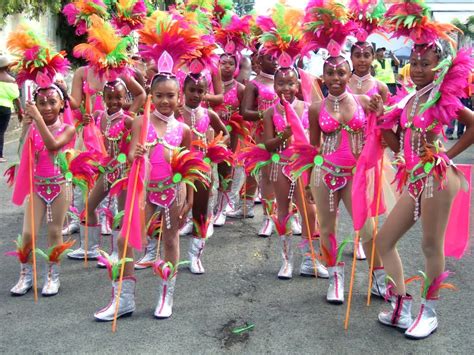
(0, 54, 22, 162)
(373, 47, 400, 95)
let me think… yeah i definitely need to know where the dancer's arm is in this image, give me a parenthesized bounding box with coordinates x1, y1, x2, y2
(446, 107, 474, 159)
(204, 71, 224, 106)
(369, 94, 401, 153)
(208, 109, 230, 143)
(122, 75, 146, 114)
(69, 67, 85, 110)
(376, 80, 389, 103)
(128, 116, 145, 162)
(240, 82, 261, 121)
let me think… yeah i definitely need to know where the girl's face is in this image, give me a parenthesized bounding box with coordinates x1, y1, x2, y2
(35, 89, 64, 124)
(260, 54, 278, 75)
(151, 79, 179, 116)
(351, 46, 374, 75)
(184, 78, 207, 108)
(103, 84, 127, 114)
(409, 47, 439, 88)
(274, 70, 299, 102)
(323, 60, 351, 96)
(220, 55, 237, 80)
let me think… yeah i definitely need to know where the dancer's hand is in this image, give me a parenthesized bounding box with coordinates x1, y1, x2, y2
(134, 143, 147, 158)
(82, 113, 93, 125)
(304, 185, 315, 204)
(177, 200, 192, 228)
(25, 101, 42, 123)
(281, 126, 293, 140)
(368, 94, 384, 116)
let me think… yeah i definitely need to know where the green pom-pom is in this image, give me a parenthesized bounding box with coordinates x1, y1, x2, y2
(65, 172, 73, 181)
(271, 153, 280, 163)
(314, 155, 323, 166)
(226, 125, 232, 132)
(117, 153, 126, 164)
(172, 173, 182, 183)
(424, 162, 434, 174)
(204, 157, 211, 164)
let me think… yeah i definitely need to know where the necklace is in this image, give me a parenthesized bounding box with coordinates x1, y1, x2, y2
(352, 73, 372, 90)
(153, 109, 175, 123)
(409, 82, 435, 119)
(105, 109, 124, 136)
(223, 79, 235, 87)
(183, 104, 201, 131)
(46, 119, 62, 133)
(259, 72, 274, 81)
(327, 91, 348, 113)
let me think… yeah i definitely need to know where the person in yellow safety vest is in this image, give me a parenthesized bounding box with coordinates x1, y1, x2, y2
(373, 47, 400, 95)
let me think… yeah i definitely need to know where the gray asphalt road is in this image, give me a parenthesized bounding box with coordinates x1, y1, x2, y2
(0, 137, 473, 354)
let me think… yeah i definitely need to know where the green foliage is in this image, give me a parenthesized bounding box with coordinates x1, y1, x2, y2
(452, 16, 474, 40)
(0, 0, 62, 26)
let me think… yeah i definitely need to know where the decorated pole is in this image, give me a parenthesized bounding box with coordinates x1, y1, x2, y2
(83, 91, 91, 267)
(344, 231, 360, 330)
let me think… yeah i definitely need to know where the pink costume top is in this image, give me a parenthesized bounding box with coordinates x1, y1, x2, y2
(145, 115, 184, 213)
(315, 95, 366, 210)
(82, 66, 105, 112)
(348, 80, 380, 97)
(96, 109, 132, 185)
(252, 79, 279, 137)
(32, 120, 72, 220)
(181, 106, 210, 151)
(214, 81, 239, 122)
(271, 102, 309, 190)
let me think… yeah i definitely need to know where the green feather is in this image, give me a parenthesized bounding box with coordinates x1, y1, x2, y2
(336, 236, 352, 264)
(419, 91, 441, 113)
(113, 210, 125, 230)
(35, 248, 49, 261)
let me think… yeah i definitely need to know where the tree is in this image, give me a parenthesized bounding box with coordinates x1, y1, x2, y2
(0, 0, 62, 27)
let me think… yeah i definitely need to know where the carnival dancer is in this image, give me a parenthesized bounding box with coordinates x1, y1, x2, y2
(301, 0, 382, 304)
(212, 13, 251, 227)
(180, 64, 229, 274)
(373, 0, 474, 339)
(252, 2, 327, 279)
(6, 25, 76, 296)
(94, 11, 210, 320)
(67, 17, 135, 262)
(234, 42, 280, 237)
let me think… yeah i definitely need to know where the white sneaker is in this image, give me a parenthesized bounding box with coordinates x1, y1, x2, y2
(327, 263, 345, 304)
(405, 299, 438, 339)
(356, 241, 366, 260)
(299, 242, 329, 279)
(155, 276, 176, 319)
(41, 263, 60, 297)
(291, 215, 302, 236)
(226, 200, 255, 218)
(10, 263, 33, 296)
(135, 238, 158, 270)
(378, 294, 413, 330)
(94, 278, 136, 321)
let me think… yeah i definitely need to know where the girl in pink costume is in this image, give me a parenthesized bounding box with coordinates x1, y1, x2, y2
(212, 52, 246, 227)
(94, 71, 194, 321)
(180, 70, 229, 275)
(263, 61, 329, 280)
(374, 0, 474, 339)
(235, 51, 279, 237)
(68, 80, 133, 263)
(7, 26, 76, 297)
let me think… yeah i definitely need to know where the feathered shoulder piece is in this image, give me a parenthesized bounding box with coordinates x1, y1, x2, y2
(7, 24, 70, 86)
(348, 0, 387, 42)
(138, 10, 201, 72)
(385, 0, 461, 46)
(420, 47, 474, 126)
(73, 15, 134, 81)
(302, 0, 356, 54)
(111, 0, 147, 35)
(62, 0, 109, 35)
(257, 1, 305, 63)
(211, 0, 235, 24)
(214, 12, 251, 55)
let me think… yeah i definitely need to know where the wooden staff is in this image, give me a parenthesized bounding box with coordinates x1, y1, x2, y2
(83, 91, 91, 267)
(28, 138, 38, 303)
(344, 231, 360, 330)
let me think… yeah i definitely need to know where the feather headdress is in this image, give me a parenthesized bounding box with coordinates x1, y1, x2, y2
(73, 15, 134, 81)
(62, 0, 109, 35)
(348, 0, 387, 43)
(385, 0, 461, 47)
(111, 0, 147, 35)
(7, 24, 70, 86)
(302, 0, 356, 56)
(138, 10, 201, 72)
(214, 12, 251, 56)
(257, 2, 305, 64)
